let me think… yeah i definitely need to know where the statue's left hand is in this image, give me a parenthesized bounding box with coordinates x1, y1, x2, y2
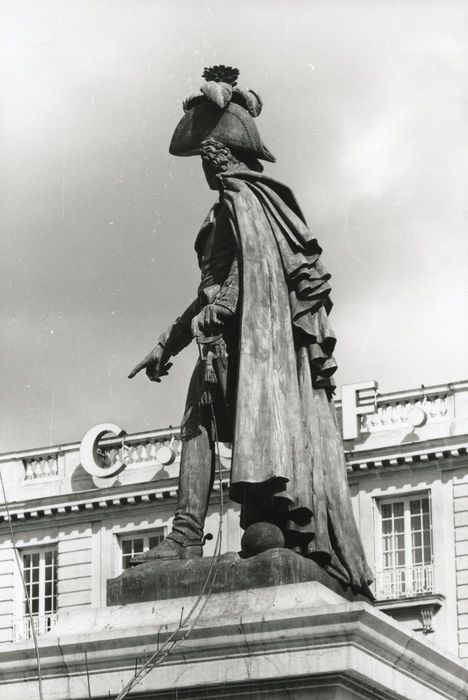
(191, 304, 232, 337)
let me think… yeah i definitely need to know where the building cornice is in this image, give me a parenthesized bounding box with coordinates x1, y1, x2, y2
(346, 436, 468, 474)
(2, 436, 468, 522)
(0, 472, 231, 525)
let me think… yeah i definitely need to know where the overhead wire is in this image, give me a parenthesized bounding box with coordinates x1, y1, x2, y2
(114, 337, 226, 700)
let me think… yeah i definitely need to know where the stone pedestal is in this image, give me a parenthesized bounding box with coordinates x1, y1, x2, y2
(1, 580, 467, 699)
(107, 548, 369, 605)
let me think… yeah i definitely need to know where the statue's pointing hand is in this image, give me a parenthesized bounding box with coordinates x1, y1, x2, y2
(128, 343, 173, 381)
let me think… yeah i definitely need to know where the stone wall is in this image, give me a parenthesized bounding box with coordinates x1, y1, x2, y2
(0, 542, 15, 644)
(454, 470, 468, 659)
(57, 523, 93, 610)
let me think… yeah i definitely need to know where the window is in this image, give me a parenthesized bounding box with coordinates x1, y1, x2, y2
(375, 494, 433, 600)
(16, 547, 58, 641)
(120, 530, 165, 571)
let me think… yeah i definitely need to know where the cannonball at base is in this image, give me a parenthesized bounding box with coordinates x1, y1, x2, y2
(241, 522, 285, 558)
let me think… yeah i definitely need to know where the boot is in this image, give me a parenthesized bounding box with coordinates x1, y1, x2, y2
(129, 530, 203, 565)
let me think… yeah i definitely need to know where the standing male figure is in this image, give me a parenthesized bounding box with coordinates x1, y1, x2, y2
(129, 66, 372, 596)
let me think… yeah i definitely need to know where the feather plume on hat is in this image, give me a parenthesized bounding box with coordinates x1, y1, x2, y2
(182, 65, 263, 117)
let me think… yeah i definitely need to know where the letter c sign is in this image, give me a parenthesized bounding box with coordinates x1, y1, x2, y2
(80, 423, 126, 478)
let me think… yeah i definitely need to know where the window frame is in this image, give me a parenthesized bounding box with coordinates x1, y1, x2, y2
(16, 545, 58, 640)
(117, 528, 166, 572)
(374, 490, 433, 600)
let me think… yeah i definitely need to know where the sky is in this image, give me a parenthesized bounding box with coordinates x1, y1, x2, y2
(1, 0, 467, 453)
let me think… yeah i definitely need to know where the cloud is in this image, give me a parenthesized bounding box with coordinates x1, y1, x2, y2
(1, 0, 467, 450)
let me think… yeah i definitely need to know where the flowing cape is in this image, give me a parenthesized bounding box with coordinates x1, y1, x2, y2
(220, 170, 373, 590)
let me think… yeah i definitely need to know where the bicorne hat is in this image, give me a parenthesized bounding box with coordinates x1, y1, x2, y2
(169, 65, 276, 163)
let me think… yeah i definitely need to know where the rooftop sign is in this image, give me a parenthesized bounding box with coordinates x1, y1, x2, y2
(79, 423, 127, 478)
(341, 380, 378, 440)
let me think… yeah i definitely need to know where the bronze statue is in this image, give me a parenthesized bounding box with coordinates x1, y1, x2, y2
(129, 66, 373, 595)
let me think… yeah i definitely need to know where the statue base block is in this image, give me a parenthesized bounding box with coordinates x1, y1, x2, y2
(106, 547, 368, 606)
(3, 580, 467, 699)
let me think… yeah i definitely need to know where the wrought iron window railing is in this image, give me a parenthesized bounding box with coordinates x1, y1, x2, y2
(13, 612, 58, 642)
(374, 564, 434, 600)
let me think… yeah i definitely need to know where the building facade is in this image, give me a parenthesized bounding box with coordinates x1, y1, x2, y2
(0, 378, 467, 665)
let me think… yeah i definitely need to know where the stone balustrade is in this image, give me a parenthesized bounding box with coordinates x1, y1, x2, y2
(17, 385, 456, 483)
(24, 456, 59, 480)
(20, 429, 183, 481)
(99, 435, 181, 469)
(360, 394, 449, 434)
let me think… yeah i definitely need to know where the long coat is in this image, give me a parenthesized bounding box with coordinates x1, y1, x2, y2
(217, 170, 373, 592)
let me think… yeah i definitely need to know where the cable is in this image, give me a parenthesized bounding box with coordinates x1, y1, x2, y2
(114, 342, 225, 700)
(0, 470, 44, 700)
(114, 442, 223, 698)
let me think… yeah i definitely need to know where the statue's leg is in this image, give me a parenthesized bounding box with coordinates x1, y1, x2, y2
(130, 425, 214, 563)
(171, 423, 215, 545)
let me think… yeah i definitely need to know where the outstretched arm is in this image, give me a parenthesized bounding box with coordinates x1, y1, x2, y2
(128, 298, 203, 381)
